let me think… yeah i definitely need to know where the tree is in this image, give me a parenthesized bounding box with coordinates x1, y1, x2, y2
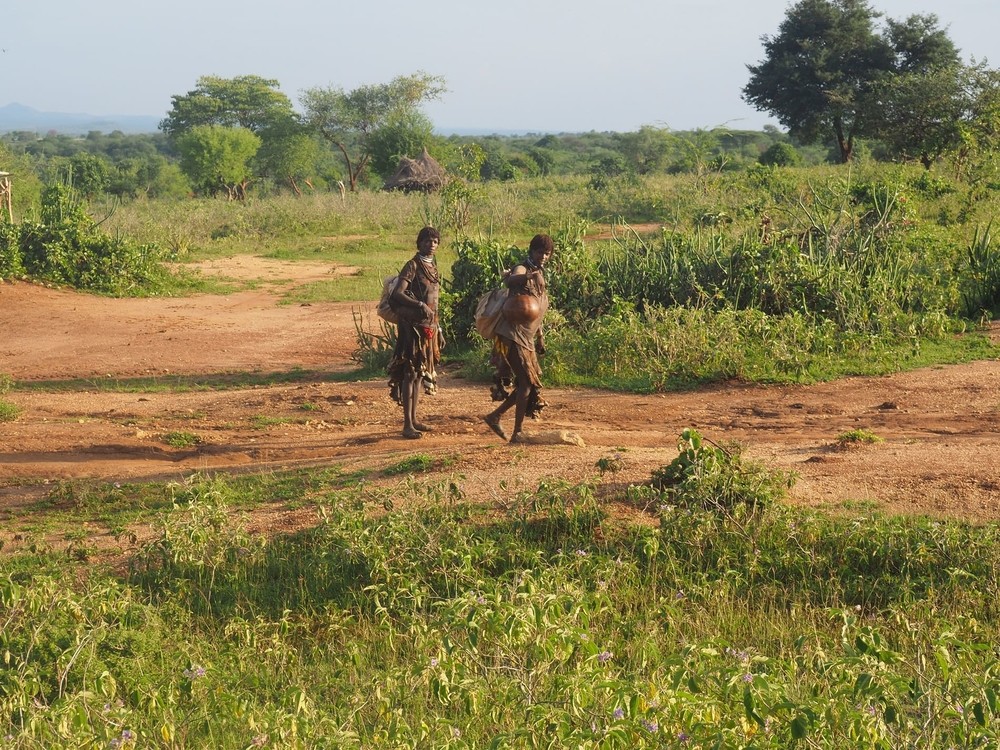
(870, 65, 967, 168)
(743, 0, 893, 164)
(254, 120, 320, 196)
(883, 14, 959, 74)
(616, 126, 674, 175)
(162, 76, 315, 191)
(955, 63, 1000, 183)
(365, 110, 435, 182)
(160, 75, 298, 139)
(66, 153, 111, 198)
(300, 72, 446, 191)
(176, 125, 261, 200)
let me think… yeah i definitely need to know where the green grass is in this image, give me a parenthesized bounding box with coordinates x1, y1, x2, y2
(4, 469, 1000, 747)
(11, 368, 371, 394)
(836, 428, 885, 445)
(249, 414, 292, 430)
(0, 400, 20, 421)
(161, 430, 201, 448)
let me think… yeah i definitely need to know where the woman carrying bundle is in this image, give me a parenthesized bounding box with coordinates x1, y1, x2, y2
(483, 233, 553, 444)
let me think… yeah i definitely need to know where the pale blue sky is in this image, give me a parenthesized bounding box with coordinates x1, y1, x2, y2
(2, 0, 996, 133)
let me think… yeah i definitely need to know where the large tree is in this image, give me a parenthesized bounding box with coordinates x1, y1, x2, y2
(365, 110, 436, 181)
(161, 75, 309, 191)
(743, 0, 893, 163)
(743, 0, 965, 164)
(160, 75, 297, 139)
(300, 72, 446, 191)
(866, 15, 964, 168)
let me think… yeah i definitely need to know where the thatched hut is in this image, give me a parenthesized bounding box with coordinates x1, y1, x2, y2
(383, 149, 447, 193)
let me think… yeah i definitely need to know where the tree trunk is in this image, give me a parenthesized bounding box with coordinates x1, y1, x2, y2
(833, 117, 853, 163)
(335, 142, 358, 192)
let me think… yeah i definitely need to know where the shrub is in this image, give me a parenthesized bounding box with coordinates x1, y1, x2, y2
(651, 428, 794, 512)
(10, 184, 169, 295)
(758, 142, 802, 167)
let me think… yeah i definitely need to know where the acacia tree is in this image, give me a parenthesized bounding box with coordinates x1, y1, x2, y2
(254, 119, 320, 196)
(161, 75, 308, 191)
(160, 75, 297, 138)
(300, 72, 446, 191)
(743, 0, 893, 163)
(955, 64, 1000, 182)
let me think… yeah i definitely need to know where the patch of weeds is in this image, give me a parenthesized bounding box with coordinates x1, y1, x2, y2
(840, 499, 883, 513)
(836, 428, 884, 446)
(162, 431, 201, 448)
(250, 414, 292, 430)
(595, 451, 626, 476)
(0, 373, 13, 394)
(383, 454, 437, 476)
(651, 428, 795, 513)
(0, 400, 21, 422)
(298, 402, 321, 412)
(172, 410, 207, 420)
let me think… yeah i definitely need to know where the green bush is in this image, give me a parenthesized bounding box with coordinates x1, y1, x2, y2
(7, 184, 170, 295)
(758, 142, 802, 167)
(651, 428, 794, 512)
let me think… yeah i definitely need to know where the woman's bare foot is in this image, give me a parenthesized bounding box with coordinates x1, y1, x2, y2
(412, 422, 434, 432)
(402, 427, 423, 439)
(509, 431, 529, 444)
(483, 415, 507, 440)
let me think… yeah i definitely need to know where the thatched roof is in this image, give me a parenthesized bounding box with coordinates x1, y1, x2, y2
(383, 148, 447, 193)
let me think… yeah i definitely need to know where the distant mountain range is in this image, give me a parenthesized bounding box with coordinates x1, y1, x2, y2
(0, 102, 557, 138)
(0, 103, 161, 135)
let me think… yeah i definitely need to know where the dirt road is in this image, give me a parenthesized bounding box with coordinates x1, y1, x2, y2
(2, 256, 999, 522)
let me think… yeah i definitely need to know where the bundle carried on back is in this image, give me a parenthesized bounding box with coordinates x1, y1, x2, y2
(474, 287, 507, 339)
(376, 275, 400, 324)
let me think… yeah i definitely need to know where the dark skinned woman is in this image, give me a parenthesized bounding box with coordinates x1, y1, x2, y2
(483, 233, 553, 444)
(387, 226, 443, 439)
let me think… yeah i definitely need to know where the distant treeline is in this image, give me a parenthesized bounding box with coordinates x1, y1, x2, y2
(0, 124, 834, 206)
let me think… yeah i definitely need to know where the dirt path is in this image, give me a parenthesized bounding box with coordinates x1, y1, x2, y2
(2, 256, 999, 522)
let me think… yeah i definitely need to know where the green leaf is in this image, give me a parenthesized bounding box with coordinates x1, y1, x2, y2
(973, 702, 986, 726)
(791, 715, 808, 740)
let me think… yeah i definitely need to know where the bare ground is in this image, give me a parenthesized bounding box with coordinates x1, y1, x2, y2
(2, 255, 999, 535)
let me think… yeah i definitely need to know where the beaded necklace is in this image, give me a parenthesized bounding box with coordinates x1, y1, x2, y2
(417, 253, 440, 284)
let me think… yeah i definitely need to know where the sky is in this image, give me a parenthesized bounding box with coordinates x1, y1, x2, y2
(1, 0, 996, 135)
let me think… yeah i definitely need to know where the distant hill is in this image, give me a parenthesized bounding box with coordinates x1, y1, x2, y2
(0, 103, 161, 135)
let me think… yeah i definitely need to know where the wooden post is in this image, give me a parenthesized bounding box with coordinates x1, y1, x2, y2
(0, 172, 11, 223)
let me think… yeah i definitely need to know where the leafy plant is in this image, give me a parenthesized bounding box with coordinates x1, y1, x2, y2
(162, 430, 201, 448)
(0, 400, 20, 422)
(836, 428, 884, 445)
(651, 428, 794, 512)
(383, 454, 437, 476)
